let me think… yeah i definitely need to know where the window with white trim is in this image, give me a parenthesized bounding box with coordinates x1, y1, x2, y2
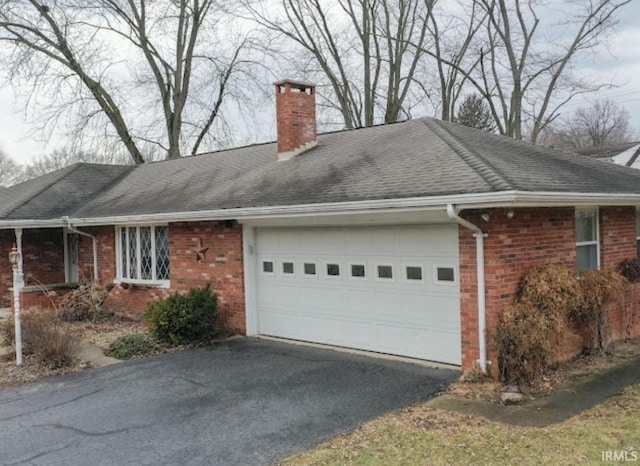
(575, 209, 599, 272)
(117, 226, 170, 284)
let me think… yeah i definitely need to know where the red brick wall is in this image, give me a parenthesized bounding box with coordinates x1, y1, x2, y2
(22, 229, 66, 286)
(460, 206, 640, 375)
(0, 230, 14, 307)
(276, 81, 317, 155)
(77, 226, 117, 282)
(599, 207, 639, 340)
(459, 207, 577, 374)
(0, 228, 66, 308)
(95, 221, 245, 333)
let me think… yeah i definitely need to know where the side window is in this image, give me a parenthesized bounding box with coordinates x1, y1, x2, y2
(575, 209, 599, 272)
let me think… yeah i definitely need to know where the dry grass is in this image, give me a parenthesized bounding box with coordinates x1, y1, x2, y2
(448, 336, 640, 402)
(282, 385, 640, 466)
(0, 315, 144, 390)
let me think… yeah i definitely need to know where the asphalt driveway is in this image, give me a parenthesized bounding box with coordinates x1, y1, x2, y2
(0, 338, 458, 465)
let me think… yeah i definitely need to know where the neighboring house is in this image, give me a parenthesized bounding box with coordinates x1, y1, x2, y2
(2, 80, 640, 375)
(576, 142, 640, 169)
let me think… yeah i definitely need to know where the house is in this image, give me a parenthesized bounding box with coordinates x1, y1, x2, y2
(576, 142, 640, 169)
(2, 80, 640, 375)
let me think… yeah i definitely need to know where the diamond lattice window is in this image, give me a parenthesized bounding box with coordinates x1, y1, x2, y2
(118, 226, 170, 283)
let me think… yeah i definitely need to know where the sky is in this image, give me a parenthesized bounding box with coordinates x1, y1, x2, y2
(1, 1, 639, 165)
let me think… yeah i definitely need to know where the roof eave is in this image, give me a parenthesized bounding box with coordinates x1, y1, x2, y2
(0, 219, 67, 230)
(60, 190, 640, 227)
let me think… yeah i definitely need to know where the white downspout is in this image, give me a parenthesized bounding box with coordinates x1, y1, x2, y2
(62, 217, 99, 282)
(447, 204, 488, 374)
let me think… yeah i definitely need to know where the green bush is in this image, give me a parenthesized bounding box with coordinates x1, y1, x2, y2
(105, 333, 164, 360)
(143, 285, 218, 345)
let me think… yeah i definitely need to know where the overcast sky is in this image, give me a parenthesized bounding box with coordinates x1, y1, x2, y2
(1, 1, 639, 165)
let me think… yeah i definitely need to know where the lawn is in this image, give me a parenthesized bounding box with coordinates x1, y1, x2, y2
(283, 384, 640, 465)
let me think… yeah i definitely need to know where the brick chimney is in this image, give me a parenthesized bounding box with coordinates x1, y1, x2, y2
(275, 80, 317, 161)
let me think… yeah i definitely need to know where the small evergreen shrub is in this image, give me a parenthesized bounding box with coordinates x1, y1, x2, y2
(105, 333, 164, 360)
(143, 285, 218, 345)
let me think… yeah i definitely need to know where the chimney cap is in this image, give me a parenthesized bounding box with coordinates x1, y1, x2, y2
(274, 79, 316, 89)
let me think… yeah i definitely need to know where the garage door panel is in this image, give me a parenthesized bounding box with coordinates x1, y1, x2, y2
(255, 225, 461, 365)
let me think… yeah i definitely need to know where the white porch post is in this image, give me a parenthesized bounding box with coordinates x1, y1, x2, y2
(13, 228, 24, 366)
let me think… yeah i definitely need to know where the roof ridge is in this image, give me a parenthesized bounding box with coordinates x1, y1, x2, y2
(625, 145, 640, 167)
(3, 164, 86, 218)
(422, 119, 514, 191)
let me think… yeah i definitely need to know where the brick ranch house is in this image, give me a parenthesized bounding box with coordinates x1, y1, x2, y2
(2, 80, 640, 375)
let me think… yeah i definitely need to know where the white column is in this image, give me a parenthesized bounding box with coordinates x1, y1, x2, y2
(13, 228, 23, 366)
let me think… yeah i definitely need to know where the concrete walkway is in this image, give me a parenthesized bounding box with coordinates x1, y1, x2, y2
(429, 353, 640, 427)
(78, 343, 121, 367)
(0, 307, 119, 367)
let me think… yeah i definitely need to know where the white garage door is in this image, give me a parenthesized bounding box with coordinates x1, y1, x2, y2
(255, 225, 461, 365)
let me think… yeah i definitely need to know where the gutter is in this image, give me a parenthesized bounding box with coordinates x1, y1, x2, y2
(447, 204, 488, 374)
(62, 217, 99, 281)
(54, 190, 640, 227)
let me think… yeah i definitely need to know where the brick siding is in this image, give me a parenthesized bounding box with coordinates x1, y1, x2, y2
(459, 206, 640, 375)
(97, 221, 246, 333)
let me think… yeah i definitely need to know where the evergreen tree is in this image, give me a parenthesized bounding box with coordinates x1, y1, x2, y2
(455, 94, 496, 132)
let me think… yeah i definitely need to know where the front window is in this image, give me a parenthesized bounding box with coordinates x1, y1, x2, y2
(575, 209, 599, 272)
(118, 226, 170, 284)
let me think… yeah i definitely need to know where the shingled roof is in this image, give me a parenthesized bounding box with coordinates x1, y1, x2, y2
(3, 117, 640, 224)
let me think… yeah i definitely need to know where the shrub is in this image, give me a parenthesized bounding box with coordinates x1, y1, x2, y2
(105, 333, 165, 360)
(1, 308, 81, 369)
(57, 281, 110, 322)
(496, 265, 579, 384)
(618, 258, 640, 283)
(143, 285, 218, 345)
(571, 269, 627, 354)
(495, 264, 629, 384)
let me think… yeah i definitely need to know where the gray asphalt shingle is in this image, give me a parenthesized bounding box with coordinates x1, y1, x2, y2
(3, 117, 640, 222)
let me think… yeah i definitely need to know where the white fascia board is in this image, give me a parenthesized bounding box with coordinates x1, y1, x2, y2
(0, 219, 66, 230)
(17, 190, 640, 227)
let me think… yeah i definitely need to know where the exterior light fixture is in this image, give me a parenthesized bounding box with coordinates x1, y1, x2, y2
(8, 245, 19, 270)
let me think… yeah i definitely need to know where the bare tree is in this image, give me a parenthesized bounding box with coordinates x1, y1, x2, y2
(0, 148, 24, 186)
(541, 99, 636, 149)
(241, 0, 435, 129)
(427, 1, 486, 121)
(472, 0, 630, 142)
(0, 0, 255, 164)
(413, 0, 630, 142)
(20, 146, 132, 180)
